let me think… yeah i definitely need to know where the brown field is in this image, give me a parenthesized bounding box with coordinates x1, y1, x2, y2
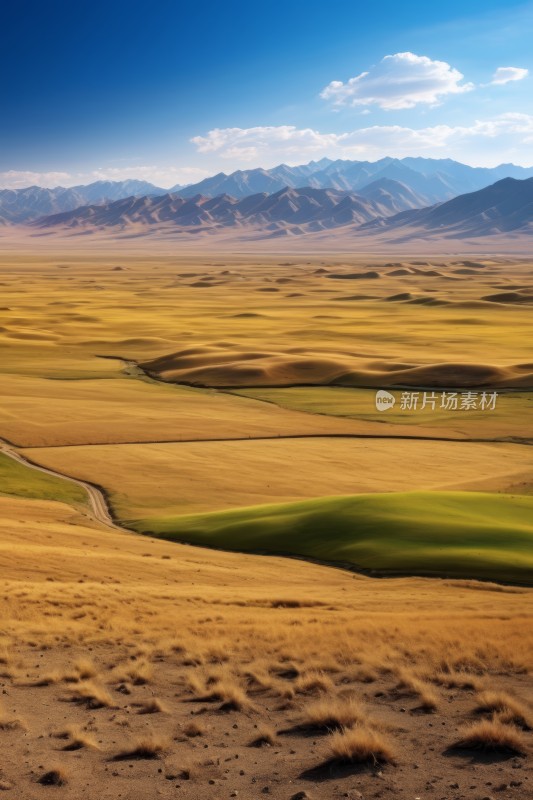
(0, 252, 532, 798)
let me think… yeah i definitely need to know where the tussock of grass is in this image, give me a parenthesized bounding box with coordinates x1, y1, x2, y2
(113, 733, 170, 760)
(69, 680, 115, 709)
(136, 698, 167, 714)
(474, 691, 532, 730)
(55, 725, 98, 751)
(188, 673, 253, 711)
(38, 767, 69, 786)
(295, 696, 367, 733)
(394, 670, 440, 711)
(182, 720, 206, 738)
(452, 718, 528, 754)
(73, 658, 98, 680)
(328, 725, 396, 765)
(249, 724, 277, 747)
(294, 670, 334, 695)
(114, 658, 153, 686)
(433, 670, 482, 690)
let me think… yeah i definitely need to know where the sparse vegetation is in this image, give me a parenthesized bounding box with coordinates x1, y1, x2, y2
(328, 726, 396, 765)
(113, 733, 170, 760)
(452, 718, 528, 754)
(295, 697, 368, 733)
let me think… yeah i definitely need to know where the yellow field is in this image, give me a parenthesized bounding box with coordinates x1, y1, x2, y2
(22, 438, 532, 519)
(0, 253, 532, 798)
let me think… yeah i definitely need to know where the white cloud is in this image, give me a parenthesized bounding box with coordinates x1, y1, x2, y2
(0, 165, 210, 190)
(88, 165, 210, 187)
(191, 126, 341, 162)
(320, 52, 474, 110)
(0, 171, 72, 189)
(490, 66, 529, 85)
(190, 115, 533, 165)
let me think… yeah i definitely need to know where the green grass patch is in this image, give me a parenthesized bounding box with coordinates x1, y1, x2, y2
(131, 491, 533, 585)
(0, 452, 87, 506)
(234, 387, 532, 436)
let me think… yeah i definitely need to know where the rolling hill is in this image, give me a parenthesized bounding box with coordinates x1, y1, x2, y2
(362, 177, 533, 238)
(31, 185, 412, 234)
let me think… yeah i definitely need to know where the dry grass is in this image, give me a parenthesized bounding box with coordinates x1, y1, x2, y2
(433, 670, 483, 690)
(73, 657, 98, 680)
(452, 718, 528, 754)
(328, 726, 396, 765)
(0, 703, 26, 732)
(38, 766, 69, 786)
(188, 672, 254, 711)
(295, 696, 368, 733)
(474, 690, 532, 729)
(249, 724, 277, 747)
(54, 724, 99, 751)
(68, 680, 115, 709)
(182, 720, 206, 738)
(394, 670, 440, 712)
(113, 732, 170, 760)
(114, 658, 153, 686)
(294, 670, 334, 695)
(136, 698, 167, 715)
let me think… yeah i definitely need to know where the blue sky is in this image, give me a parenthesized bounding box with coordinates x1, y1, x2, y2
(1, 0, 532, 187)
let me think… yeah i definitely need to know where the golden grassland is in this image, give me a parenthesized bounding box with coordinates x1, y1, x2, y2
(21, 437, 533, 518)
(0, 494, 532, 797)
(0, 253, 532, 797)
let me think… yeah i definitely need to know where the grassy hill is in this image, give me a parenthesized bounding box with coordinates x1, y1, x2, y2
(0, 452, 87, 506)
(132, 491, 533, 585)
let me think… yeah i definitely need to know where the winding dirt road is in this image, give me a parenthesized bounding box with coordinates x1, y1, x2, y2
(0, 437, 119, 529)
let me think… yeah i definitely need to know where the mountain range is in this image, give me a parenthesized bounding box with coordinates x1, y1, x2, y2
(362, 177, 533, 238)
(3, 156, 533, 225)
(29, 177, 533, 241)
(0, 180, 166, 224)
(171, 157, 533, 205)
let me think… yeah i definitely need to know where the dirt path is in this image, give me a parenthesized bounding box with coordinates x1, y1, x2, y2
(0, 437, 119, 529)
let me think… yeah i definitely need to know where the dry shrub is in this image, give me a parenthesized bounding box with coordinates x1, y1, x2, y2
(113, 732, 170, 760)
(188, 673, 253, 711)
(249, 724, 277, 747)
(73, 658, 98, 680)
(294, 670, 334, 695)
(69, 680, 115, 709)
(38, 766, 69, 786)
(297, 696, 367, 733)
(0, 701, 26, 732)
(55, 724, 98, 751)
(452, 718, 528, 755)
(29, 670, 63, 687)
(394, 670, 440, 712)
(474, 691, 532, 730)
(433, 670, 482, 690)
(329, 726, 396, 765)
(182, 720, 205, 738)
(115, 658, 153, 686)
(136, 698, 167, 715)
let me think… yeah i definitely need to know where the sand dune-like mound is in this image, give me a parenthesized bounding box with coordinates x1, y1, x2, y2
(141, 347, 533, 389)
(386, 292, 413, 301)
(328, 271, 380, 280)
(482, 292, 533, 304)
(336, 362, 532, 388)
